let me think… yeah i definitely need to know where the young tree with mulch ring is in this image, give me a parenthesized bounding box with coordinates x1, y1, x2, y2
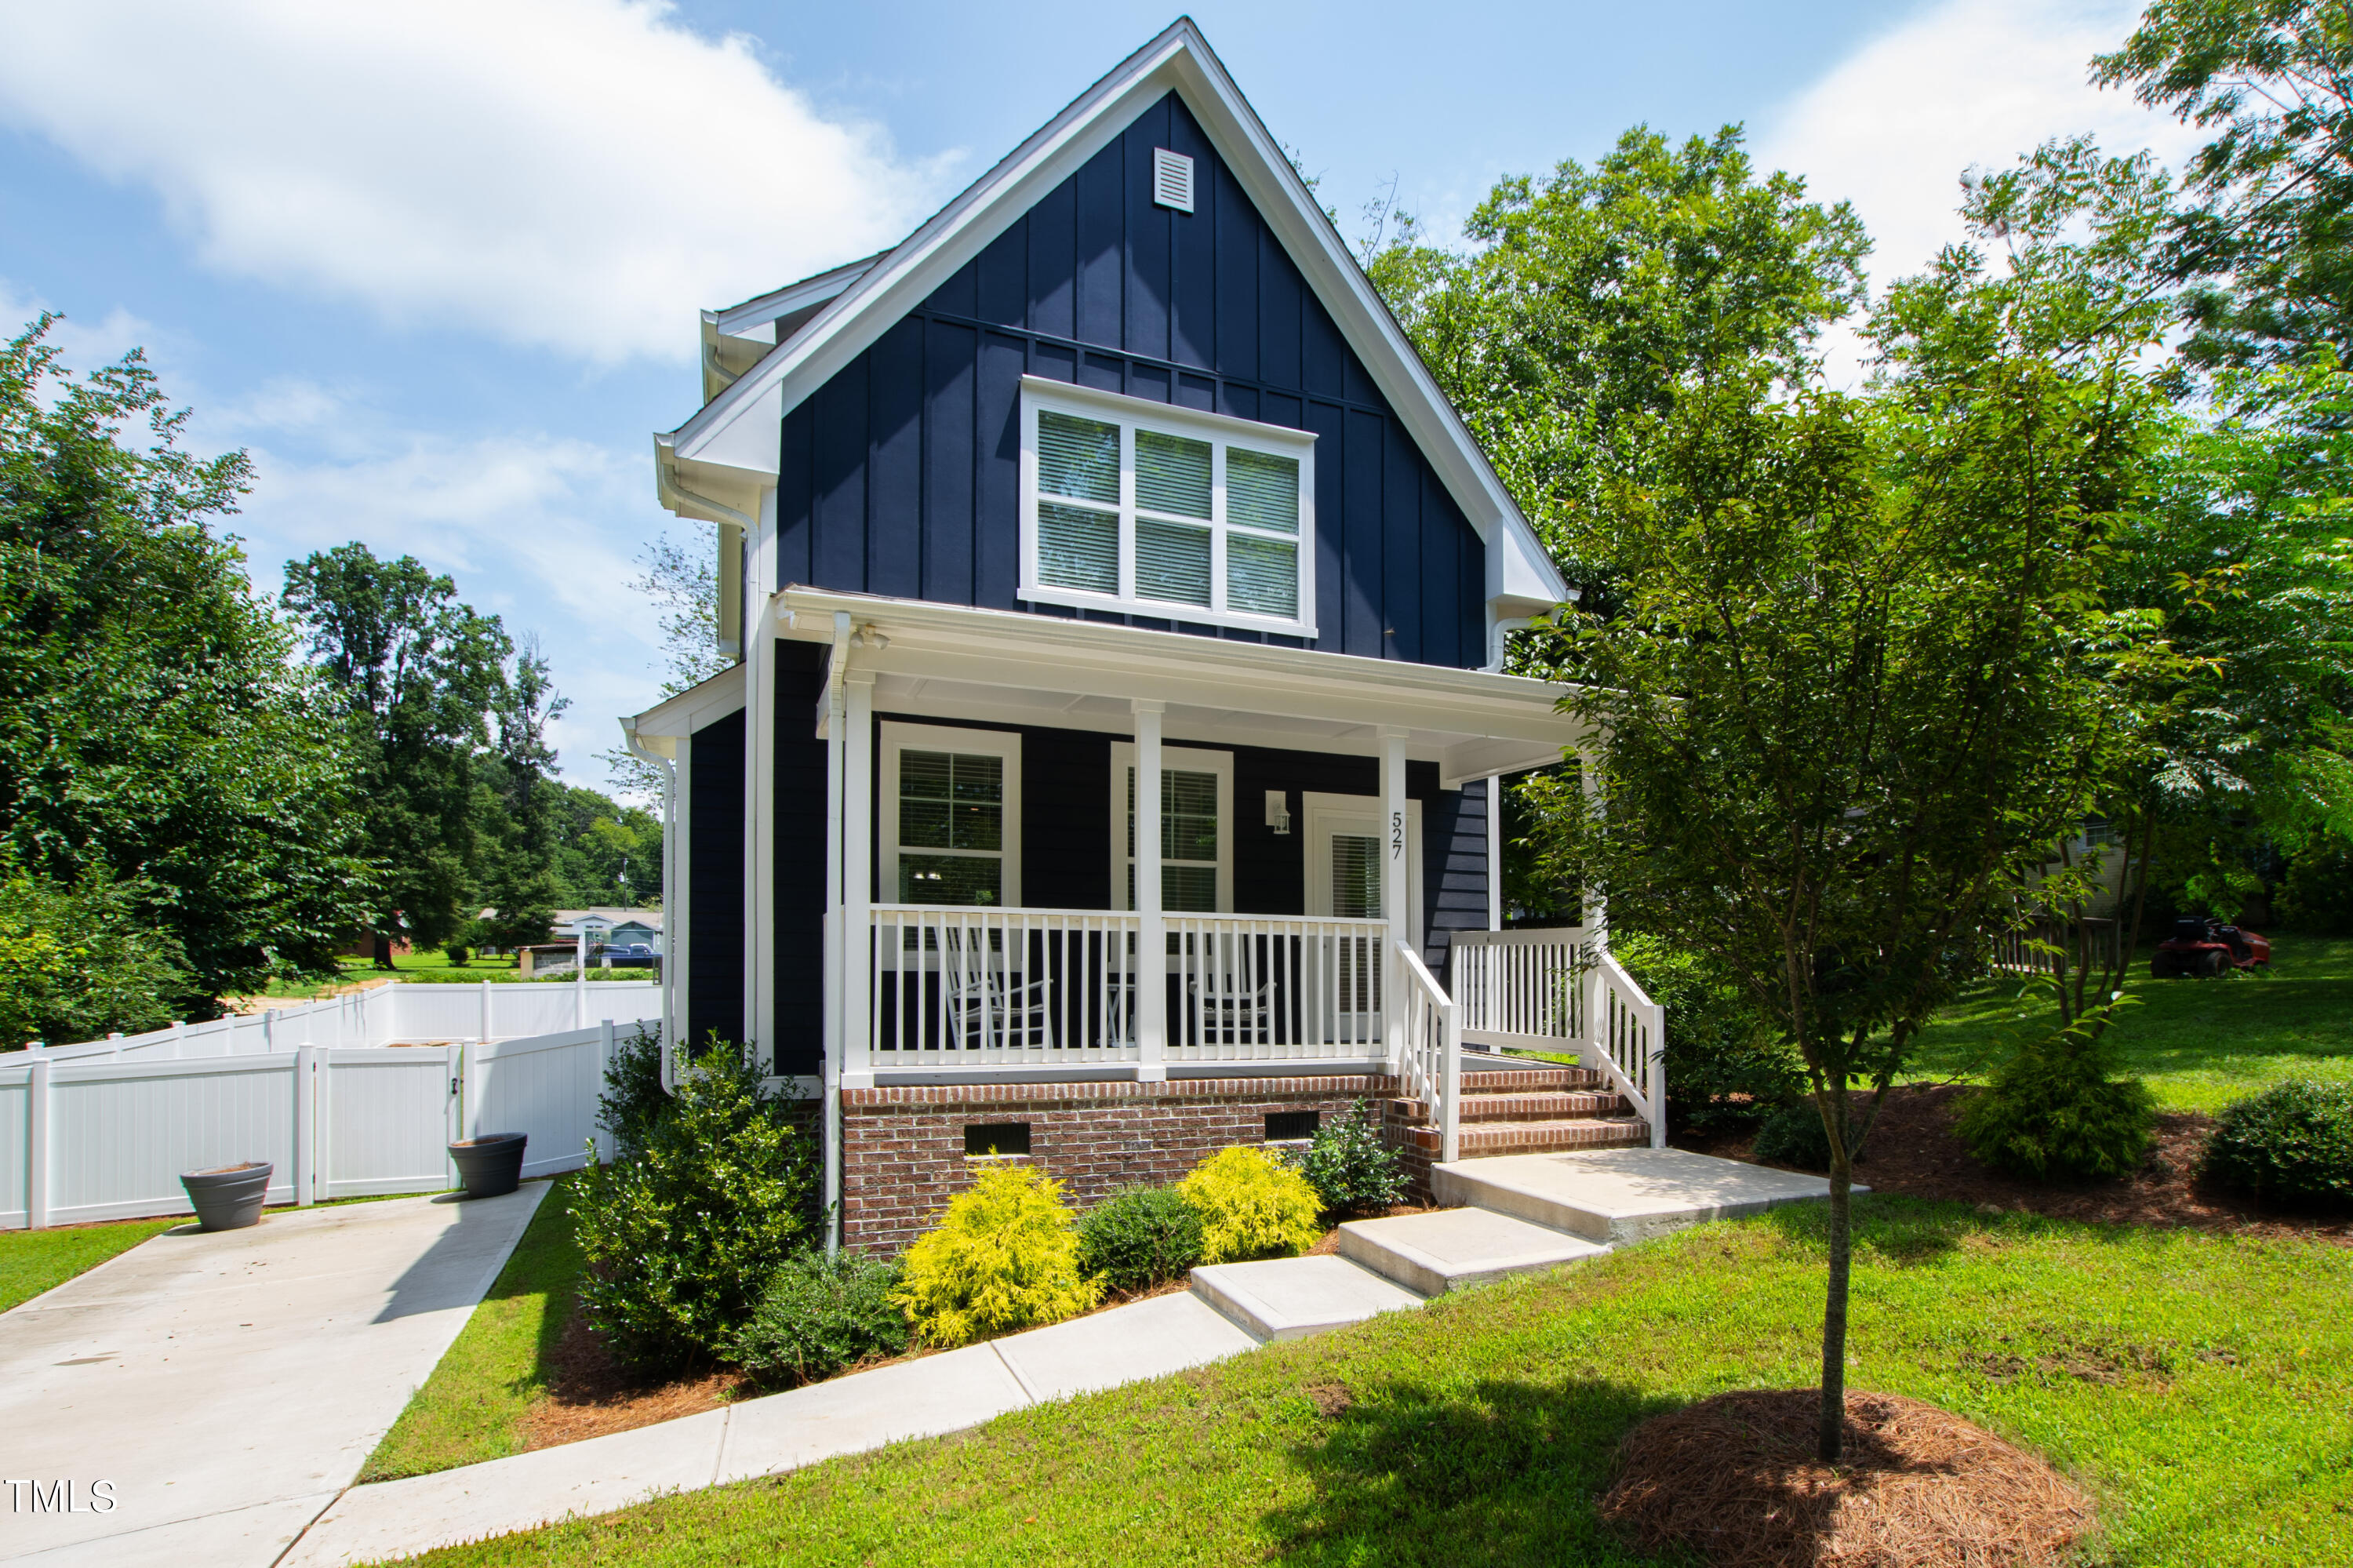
(1529, 352, 2165, 1464)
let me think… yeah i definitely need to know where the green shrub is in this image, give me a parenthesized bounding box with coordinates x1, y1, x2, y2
(1291, 1101, 1406, 1216)
(2202, 1081, 2353, 1210)
(1751, 1100, 1834, 1170)
(0, 863, 191, 1047)
(596, 1024, 669, 1160)
(443, 943, 471, 966)
(569, 1043, 820, 1372)
(1610, 931, 1801, 1130)
(730, 1249, 909, 1385)
(1179, 1146, 1323, 1263)
(1957, 1029, 2156, 1181)
(1075, 1186, 1205, 1293)
(894, 1164, 1102, 1346)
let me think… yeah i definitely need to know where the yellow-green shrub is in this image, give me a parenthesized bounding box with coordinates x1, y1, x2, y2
(892, 1164, 1102, 1346)
(1179, 1146, 1323, 1263)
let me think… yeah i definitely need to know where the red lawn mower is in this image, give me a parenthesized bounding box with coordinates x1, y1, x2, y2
(2151, 915, 2271, 978)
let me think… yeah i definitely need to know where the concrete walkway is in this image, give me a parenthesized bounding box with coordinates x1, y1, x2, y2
(280, 1148, 1838, 1568)
(284, 1289, 1260, 1566)
(0, 1185, 546, 1567)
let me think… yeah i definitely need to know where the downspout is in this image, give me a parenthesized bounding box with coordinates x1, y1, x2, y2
(820, 610, 853, 1256)
(1482, 616, 1532, 675)
(619, 716, 678, 1093)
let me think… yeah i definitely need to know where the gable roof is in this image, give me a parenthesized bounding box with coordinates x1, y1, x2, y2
(657, 17, 1568, 616)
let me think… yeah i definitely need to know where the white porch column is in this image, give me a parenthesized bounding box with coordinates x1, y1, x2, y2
(746, 597, 780, 1063)
(1580, 749, 1609, 946)
(842, 671, 876, 1090)
(1380, 726, 1409, 1057)
(1486, 776, 1504, 932)
(1133, 699, 1166, 1081)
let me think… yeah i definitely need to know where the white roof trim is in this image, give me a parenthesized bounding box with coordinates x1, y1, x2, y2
(708, 254, 886, 342)
(660, 19, 1568, 609)
(630, 661, 747, 739)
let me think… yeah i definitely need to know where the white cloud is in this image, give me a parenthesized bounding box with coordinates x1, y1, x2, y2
(1, 276, 169, 377)
(1757, 0, 2206, 380)
(0, 1, 953, 362)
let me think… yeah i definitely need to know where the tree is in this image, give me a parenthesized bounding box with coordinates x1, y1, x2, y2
(1367, 125, 1871, 606)
(601, 525, 724, 800)
(472, 636, 568, 951)
(551, 784, 663, 908)
(1528, 351, 2164, 1460)
(0, 318, 373, 1018)
(0, 860, 191, 1047)
(283, 544, 511, 964)
(2097, 0, 2353, 371)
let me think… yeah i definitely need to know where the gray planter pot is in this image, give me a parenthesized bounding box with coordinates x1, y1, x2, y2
(180, 1162, 272, 1231)
(449, 1133, 527, 1199)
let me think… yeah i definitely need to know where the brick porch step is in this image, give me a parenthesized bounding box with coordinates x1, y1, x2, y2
(1456, 1064, 1609, 1093)
(1398, 1115, 1650, 1157)
(1401, 1090, 1633, 1123)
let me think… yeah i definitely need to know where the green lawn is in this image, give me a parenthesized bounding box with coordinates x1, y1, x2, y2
(0, 1217, 180, 1314)
(1904, 933, 2353, 1111)
(361, 1177, 586, 1482)
(260, 954, 657, 998)
(371, 1199, 2353, 1568)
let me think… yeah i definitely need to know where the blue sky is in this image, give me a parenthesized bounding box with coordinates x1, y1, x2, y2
(0, 0, 2190, 795)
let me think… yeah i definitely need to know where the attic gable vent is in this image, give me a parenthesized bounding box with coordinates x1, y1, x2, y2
(1152, 147, 1195, 213)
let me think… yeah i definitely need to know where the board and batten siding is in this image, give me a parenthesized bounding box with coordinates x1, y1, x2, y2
(686, 710, 746, 1053)
(773, 91, 1490, 668)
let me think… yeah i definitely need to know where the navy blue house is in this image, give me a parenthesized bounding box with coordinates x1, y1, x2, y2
(625, 22, 1654, 1250)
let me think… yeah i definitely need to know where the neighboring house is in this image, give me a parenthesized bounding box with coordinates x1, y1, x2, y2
(553, 908, 665, 953)
(624, 21, 1657, 1253)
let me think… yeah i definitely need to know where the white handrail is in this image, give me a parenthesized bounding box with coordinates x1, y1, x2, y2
(1393, 939, 1460, 1163)
(1588, 945, 1666, 1148)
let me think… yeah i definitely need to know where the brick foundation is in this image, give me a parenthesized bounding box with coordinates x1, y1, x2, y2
(837, 1075, 1415, 1255)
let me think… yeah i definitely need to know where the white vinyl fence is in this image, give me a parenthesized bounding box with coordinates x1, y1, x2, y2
(29, 978, 660, 1062)
(5, 980, 663, 1229)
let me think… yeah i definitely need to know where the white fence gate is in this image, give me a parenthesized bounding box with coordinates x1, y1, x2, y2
(5, 978, 662, 1229)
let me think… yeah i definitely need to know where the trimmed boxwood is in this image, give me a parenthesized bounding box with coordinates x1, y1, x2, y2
(1076, 1186, 1205, 1293)
(2202, 1081, 2353, 1210)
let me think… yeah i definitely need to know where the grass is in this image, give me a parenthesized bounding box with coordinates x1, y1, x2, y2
(1905, 933, 2353, 1111)
(360, 1177, 587, 1482)
(367, 1197, 2353, 1568)
(0, 1217, 181, 1314)
(259, 953, 656, 999)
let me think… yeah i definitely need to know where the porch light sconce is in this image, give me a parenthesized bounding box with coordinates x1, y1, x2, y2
(1265, 789, 1292, 835)
(852, 622, 889, 649)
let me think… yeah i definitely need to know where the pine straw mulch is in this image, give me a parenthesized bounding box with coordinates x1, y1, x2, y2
(1675, 1084, 2353, 1246)
(1598, 1389, 2095, 1568)
(518, 1304, 751, 1449)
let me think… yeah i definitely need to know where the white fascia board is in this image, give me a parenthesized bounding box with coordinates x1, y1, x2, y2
(776, 585, 1591, 748)
(631, 662, 747, 739)
(712, 255, 883, 340)
(1489, 506, 1570, 616)
(664, 19, 1571, 613)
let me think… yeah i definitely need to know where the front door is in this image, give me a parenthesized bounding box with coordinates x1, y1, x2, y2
(1304, 795, 1420, 1037)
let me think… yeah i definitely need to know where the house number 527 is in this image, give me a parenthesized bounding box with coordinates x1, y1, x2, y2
(1391, 810, 1404, 860)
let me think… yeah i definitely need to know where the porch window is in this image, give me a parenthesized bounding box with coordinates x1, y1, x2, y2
(1019, 376, 1317, 636)
(1112, 743, 1233, 912)
(880, 722, 1022, 907)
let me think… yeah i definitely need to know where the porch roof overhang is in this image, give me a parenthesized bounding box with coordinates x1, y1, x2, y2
(719, 586, 1592, 786)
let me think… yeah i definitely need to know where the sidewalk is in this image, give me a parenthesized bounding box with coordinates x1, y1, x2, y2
(0, 1185, 545, 1566)
(285, 1287, 1261, 1567)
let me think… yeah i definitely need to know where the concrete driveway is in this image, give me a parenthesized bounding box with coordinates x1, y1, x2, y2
(0, 1184, 545, 1566)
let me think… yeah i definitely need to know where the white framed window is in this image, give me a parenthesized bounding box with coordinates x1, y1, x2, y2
(880, 722, 1021, 907)
(1110, 743, 1233, 913)
(1018, 375, 1318, 637)
(1304, 792, 1422, 947)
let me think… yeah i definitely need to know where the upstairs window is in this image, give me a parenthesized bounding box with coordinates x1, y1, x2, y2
(1020, 377, 1317, 637)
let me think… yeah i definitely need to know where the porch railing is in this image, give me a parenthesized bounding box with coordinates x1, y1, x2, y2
(863, 905, 1392, 1068)
(1395, 940, 1462, 1162)
(1451, 927, 1665, 1147)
